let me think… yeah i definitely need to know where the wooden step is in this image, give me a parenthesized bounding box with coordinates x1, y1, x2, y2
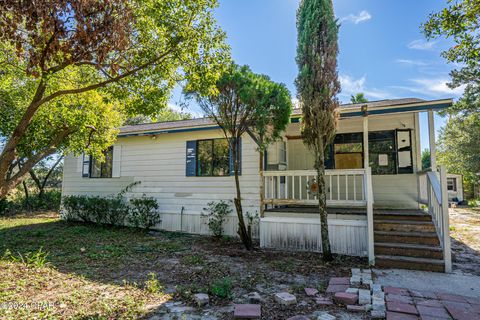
(374, 220, 436, 233)
(375, 255, 445, 273)
(374, 212, 432, 222)
(374, 231, 440, 246)
(375, 242, 443, 259)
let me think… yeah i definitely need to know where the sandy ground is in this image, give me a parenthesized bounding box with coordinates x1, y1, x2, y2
(449, 207, 480, 275)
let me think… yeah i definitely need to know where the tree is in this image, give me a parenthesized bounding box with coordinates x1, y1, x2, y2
(350, 93, 368, 104)
(0, 0, 229, 199)
(296, 0, 340, 261)
(124, 107, 192, 125)
(421, 149, 431, 171)
(423, 0, 479, 115)
(190, 64, 292, 250)
(438, 113, 480, 192)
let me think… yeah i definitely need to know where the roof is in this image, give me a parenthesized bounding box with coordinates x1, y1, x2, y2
(119, 98, 453, 137)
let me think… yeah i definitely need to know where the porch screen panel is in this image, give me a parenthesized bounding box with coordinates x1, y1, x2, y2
(368, 131, 396, 175)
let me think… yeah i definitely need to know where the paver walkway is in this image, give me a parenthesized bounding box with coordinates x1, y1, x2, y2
(374, 268, 480, 298)
(384, 286, 480, 320)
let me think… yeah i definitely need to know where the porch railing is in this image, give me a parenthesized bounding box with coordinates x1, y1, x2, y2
(263, 169, 368, 207)
(262, 168, 375, 265)
(419, 166, 452, 272)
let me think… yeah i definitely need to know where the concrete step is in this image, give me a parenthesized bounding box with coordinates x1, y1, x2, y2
(374, 231, 440, 246)
(375, 242, 443, 259)
(375, 255, 445, 272)
(374, 212, 432, 222)
(374, 220, 436, 233)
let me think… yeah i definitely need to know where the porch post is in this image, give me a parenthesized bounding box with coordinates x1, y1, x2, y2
(428, 110, 437, 171)
(363, 110, 369, 169)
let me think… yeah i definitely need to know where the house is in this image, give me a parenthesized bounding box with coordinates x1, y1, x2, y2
(62, 98, 453, 272)
(446, 173, 464, 203)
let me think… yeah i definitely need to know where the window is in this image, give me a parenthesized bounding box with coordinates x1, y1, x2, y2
(89, 147, 113, 178)
(369, 131, 397, 175)
(197, 139, 230, 176)
(447, 178, 457, 191)
(333, 133, 363, 169)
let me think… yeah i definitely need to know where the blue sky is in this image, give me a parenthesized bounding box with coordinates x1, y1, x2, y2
(173, 0, 463, 150)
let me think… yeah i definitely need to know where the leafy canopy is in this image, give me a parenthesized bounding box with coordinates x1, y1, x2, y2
(192, 64, 292, 150)
(438, 113, 480, 184)
(0, 0, 229, 196)
(423, 0, 480, 114)
(350, 93, 368, 104)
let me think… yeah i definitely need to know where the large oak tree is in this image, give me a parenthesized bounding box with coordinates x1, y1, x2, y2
(0, 0, 229, 199)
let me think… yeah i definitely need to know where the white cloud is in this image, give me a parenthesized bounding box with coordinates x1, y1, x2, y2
(339, 74, 391, 101)
(407, 39, 436, 50)
(395, 59, 428, 66)
(410, 78, 464, 95)
(341, 10, 372, 24)
(391, 78, 464, 97)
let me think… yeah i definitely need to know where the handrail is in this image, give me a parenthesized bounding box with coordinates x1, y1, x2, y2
(427, 171, 442, 203)
(425, 165, 452, 272)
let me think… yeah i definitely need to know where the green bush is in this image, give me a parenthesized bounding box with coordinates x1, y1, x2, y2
(128, 195, 160, 229)
(0, 190, 61, 216)
(201, 200, 232, 238)
(62, 193, 160, 229)
(209, 277, 233, 299)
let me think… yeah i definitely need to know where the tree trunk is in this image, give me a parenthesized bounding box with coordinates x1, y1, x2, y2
(232, 138, 253, 250)
(316, 141, 333, 262)
(259, 150, 265, 217)
(22, 180, 30, 210)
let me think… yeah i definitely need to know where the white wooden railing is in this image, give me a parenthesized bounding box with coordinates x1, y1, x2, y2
(421, 166, 452, 272)
(262, 168, 375, 265)
(263, 169, 367, 207)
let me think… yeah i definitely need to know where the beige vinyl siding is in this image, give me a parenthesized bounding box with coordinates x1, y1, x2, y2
(62, 129, 260, 236)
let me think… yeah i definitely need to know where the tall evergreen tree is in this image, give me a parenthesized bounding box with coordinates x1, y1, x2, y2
(296, 0, 340, 261)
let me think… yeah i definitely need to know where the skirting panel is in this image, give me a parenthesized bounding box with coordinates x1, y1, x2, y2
(259, 216, 368, 256)
(154, 212, 259, 238)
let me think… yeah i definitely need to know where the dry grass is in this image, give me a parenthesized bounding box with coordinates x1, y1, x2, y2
(0, 213, 367, 319)
(449, 207, 480, 275)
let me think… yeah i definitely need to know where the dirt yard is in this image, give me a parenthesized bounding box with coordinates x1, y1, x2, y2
(449, 207, 480, 276)
(0, 213, 367, 319)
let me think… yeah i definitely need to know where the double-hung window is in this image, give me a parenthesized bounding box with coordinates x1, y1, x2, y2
(89, 147, 113, 178)
(197, 139, 230, 176)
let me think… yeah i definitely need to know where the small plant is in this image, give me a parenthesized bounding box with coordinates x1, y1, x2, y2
(144, 272, 163, 294)
(3, 247, 49, 268)
(128, 195, 160, 229)
(202, 200, 232, 238)
(181, 254, 205, 265)
(209, 277, 233, 299)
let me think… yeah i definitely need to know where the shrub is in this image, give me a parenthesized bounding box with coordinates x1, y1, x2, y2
(202, 200, 232, 238)
(128, 195, 160, 229)
(144, 272, 163, 294)
(62, 192, 160, 230)
(0, 190, 61, 216)
(209, 277, 233, 299)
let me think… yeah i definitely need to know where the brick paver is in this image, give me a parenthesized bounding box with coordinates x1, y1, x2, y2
(386, 301, 418, 315)
(386, 311, 418, 320)
(329, 277, 350, 285)
(381, 288, 480, 320)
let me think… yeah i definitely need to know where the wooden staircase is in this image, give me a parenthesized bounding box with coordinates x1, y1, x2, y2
(373, 210, 445, 272)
